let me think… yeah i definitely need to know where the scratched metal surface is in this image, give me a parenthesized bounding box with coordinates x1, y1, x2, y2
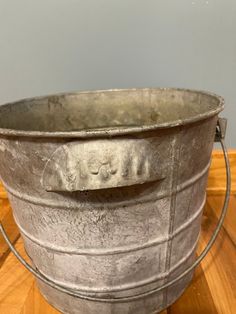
(0, 88, 223, 313)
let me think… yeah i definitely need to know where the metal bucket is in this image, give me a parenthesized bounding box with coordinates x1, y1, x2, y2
(0, 88, 228, 313)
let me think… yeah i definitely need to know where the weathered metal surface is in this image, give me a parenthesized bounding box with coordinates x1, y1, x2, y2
(41, 139, 166, 191)
(0, 88, 224, 314)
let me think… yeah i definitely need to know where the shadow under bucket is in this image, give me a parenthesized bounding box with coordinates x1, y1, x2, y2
(0, 88, 225, 313)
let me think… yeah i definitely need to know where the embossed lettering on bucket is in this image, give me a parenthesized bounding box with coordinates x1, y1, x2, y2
(0, 88, 224, 314)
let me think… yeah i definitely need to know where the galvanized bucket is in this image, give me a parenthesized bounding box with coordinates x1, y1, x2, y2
(0, 88, 231, 314)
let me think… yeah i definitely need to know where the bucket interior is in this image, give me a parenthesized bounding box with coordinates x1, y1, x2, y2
(0, 89, 222, 133)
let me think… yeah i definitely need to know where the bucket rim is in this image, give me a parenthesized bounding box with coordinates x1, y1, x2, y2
(0, 87, 224, 138)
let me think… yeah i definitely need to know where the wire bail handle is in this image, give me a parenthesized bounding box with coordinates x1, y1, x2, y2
(0, 118, 231, 303)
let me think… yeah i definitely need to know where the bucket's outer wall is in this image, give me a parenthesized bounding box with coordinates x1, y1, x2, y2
(0, 116, 218, 314)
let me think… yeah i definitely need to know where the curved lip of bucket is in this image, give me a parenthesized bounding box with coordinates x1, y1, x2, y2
(0, 87, 224, 138)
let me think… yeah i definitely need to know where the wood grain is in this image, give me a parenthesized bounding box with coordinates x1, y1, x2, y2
(0, 186, 19, 259)
(169, 202, 236, 314)
(207, 149, 236, 245)
(0, 239, 34, 314)
(0, 182, 8, 199)
(168, 265, 217, 314)
(207, 194, 236, 245)
(198, 201, 236, 314)
(20, 282, 59, 314)
(207, 149, 236, 194)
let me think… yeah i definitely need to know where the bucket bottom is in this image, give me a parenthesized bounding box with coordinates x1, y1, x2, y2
(36, 270, 194, 314)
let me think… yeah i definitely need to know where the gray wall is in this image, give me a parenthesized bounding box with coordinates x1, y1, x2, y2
(0, 0, 235, 146)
